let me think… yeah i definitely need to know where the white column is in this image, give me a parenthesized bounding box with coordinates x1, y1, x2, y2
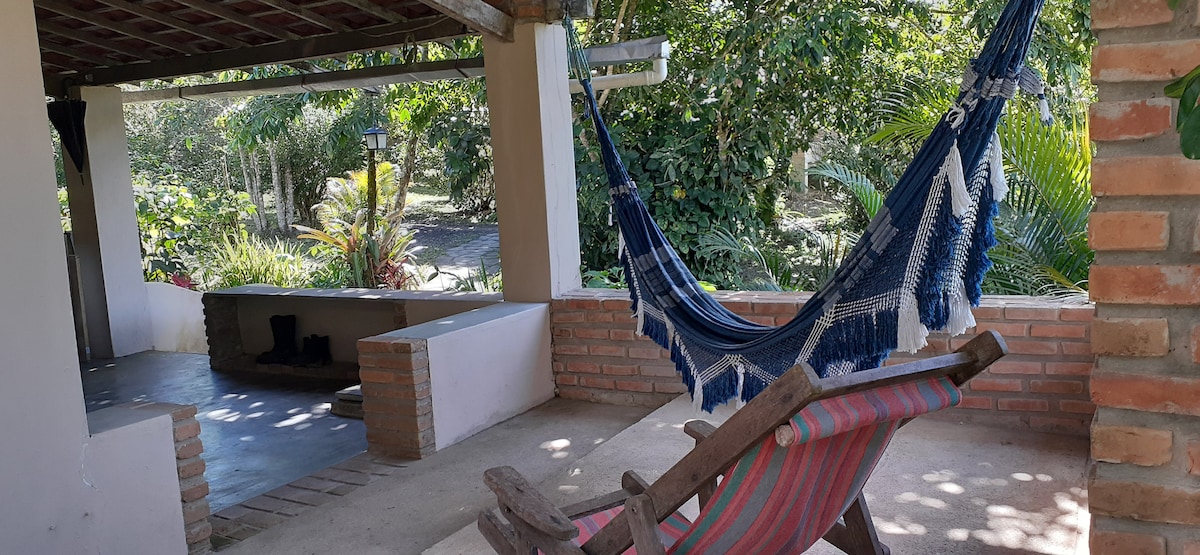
(483, 23, 583, 302)
(64, 86, 152, 358)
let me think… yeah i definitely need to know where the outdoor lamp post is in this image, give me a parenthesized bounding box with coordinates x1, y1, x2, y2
(363, 126, 387, 236)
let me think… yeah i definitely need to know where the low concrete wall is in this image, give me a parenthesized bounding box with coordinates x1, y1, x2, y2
(203, 286, 500, 380)
(146, 282, 207, 354)
(551, 289, 1095, 437)
(358, 303, 556, 458)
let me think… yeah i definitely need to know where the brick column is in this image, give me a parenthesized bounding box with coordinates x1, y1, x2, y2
(357, 335, 435, 459)
(1089, 1, 1200, 551)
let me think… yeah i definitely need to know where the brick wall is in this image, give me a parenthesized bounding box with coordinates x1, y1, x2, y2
(356, 335, 435, 459)
(551, 290, 1094, 436)
(1089, 1, 1200, 552)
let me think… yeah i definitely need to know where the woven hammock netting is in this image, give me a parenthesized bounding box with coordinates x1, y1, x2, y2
(567, 0, 1048, 411)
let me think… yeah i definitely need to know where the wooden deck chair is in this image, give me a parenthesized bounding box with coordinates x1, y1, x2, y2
(478, 331, 1007, 555)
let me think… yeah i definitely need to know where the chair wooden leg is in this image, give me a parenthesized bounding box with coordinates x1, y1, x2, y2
(821, 492, 889, 555)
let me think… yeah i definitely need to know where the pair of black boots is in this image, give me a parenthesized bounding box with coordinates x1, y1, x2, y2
(255, 314, 332, 367)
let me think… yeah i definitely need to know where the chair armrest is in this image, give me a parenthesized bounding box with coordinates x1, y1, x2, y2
(684, 420, 716, 441)
(483, 466, 578, 542)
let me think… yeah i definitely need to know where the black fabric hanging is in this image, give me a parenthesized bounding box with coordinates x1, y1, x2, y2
(48, 100, 88, 173)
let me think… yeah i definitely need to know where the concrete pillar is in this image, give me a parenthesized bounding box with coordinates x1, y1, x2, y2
(483, 23, 582, 302)
(64, 86, 152, 358)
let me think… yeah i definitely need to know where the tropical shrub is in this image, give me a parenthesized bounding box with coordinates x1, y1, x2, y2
(294, 210, 419, 289)
(195, 233, 314, 289)
(133, 175, 256, 282)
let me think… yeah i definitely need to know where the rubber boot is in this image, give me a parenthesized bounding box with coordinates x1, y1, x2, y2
(314, 335, 332, 366)
(255, 314, 297, 364)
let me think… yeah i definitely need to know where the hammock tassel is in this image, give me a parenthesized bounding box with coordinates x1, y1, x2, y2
(735, 364, 746, 409)
(691, 377, 706, 413)
(617, 231, 626, 259)
(945, 141, 970, 217)
(946, 279, 977, 336)
(1038, 96, 1053, 125)
(989, 132, 1008, 202)
(897, 292, 929, 353)
(635, 299, 646, 336)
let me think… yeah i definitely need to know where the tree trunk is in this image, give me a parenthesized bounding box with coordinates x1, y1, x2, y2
(389, 132, 420, 227)
(283, 165, 295, 229)
(268, 143, 284, 231)
(240, 146, 265, 232)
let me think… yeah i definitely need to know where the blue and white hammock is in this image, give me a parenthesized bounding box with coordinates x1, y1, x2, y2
(569, 0, 1048, 411)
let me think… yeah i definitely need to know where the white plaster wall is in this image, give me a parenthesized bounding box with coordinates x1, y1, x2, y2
(146, 282, 207, 353)
(80, 86, 153, 357)
(86, 406, 188, 554)
(237, 296, 401, 362)
(416, 303, 555, 450)
(0, 5, 183, 552)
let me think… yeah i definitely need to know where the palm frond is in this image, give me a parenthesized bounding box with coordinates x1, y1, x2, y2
(807, 161, 886, 219)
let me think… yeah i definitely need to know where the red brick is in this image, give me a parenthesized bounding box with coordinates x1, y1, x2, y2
(1090, 479, 1200, 525)
(552, 327, 572, 338)
(566, 299, 601, 310)
(971, 306, 1005, 319)
(573, 327, 610, 340)
(551, 311, 585, 323)
(973, 322, 1027, 337)
(1189, 441, 1200, 476)
(1094, 40, 1200, 82)
(588, 344, 626, 357)
(170, 405, 198, 421)
(1092, 372, 1200, 416)
(555, 374, 578, 386)
(615, 380, 655, 393)
(1099, 265, 1200, 305)
(745, 316, 775, 325)
(1004, 307, 1059, 321)
(553, 344, 588, 356)
(1185, 541, 1200, 555)
(184, 519, 212, 545)
(1091, 530, 1166, 555)
(181, 480, 210, 503)
(627, 347, 662, 360)
(178, 456, 206, 479)
(177, 438, 203, 460)
(565, 361, 601, 374)
(1029, 324, 1087, 338)
(1089, 211, 1170, 251)
(1059, 399, 1095, 414)
(997, 398, 1049, 412)
(956, 396, 993, 410)
(1030, 379, 1084, 394)
(1059, 306, 1094, 322)
(580, 376, 614, 389)
(182, 499, 210, 524)
(586, 311, 615, 323)
(1092, 425, 1173, 466)
(1045, 362, 1092, 376)
(1090, 100, 1174, 142)
(358, 369, 396, 384)
(639, 364, 678, 378)
(1092, 318, 1171, 357)
(610, 329, 637, 341)
(173, 419, 201, 442)
(1192, 324, 1200, 364)
(357, 338, 425, 354)
(359, 352, 428, 371)
(655, 381, 689, 394)
(988, 361, 1043, 375)
(1005, 340, 1058, 355)
(1092, 0, 1175, 29)
(969, 378, 1023, 392)
(1094, 157, 1200, 196)
(601, 364, 639, 376)
(753, 302, 800, 314)
(602, 299, 629, 310)
(719, 301, 752, 313)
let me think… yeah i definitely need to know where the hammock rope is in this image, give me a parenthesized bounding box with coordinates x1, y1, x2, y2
(566, 0, 1047, 411)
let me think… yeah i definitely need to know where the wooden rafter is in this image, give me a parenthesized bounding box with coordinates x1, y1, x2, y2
(38, 19, 151, 59)
(35, 0, 202, 54)
(173, 0, 302, 40)
(255, 0, 352, 32)
(40, 40, 115, 66)
(415, 0, 511, 41)
(50, 17, 468, 93)
(337, 0, 405, 23)
(92, 0, 248, 48)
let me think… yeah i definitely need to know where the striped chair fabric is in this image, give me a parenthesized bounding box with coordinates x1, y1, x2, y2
(558, 376, 962, 554)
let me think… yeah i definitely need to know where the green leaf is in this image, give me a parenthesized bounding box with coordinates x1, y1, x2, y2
(1181, 107, 1200, 159)
(1165, 66, 1200, 98)
(1180, 77, 1200, 131)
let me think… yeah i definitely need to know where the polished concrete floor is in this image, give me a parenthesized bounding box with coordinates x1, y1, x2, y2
(81, 351, 367, 512)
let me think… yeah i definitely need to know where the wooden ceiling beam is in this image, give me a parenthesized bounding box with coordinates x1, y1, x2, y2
(50, 17, 468, 93)
(38, 19, 152, 59)
(92, 0, 249, 48)
(173, 0, 302, 40)
(255, 0, 352, 32)
(415, 0, 511, 41)
(35, 0, 202, 54)
(40, 40, 116, 67)
(336, 0, 405, 23)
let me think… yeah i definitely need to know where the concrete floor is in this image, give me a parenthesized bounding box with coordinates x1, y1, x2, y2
(81, 351, 367, 512)
(212, 393, 1089, 555)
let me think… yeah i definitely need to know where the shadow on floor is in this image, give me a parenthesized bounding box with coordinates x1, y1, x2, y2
(81, 351, 367, 512)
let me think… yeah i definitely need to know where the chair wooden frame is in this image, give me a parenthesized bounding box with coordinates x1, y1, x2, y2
(479, 331, 1008, 555)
